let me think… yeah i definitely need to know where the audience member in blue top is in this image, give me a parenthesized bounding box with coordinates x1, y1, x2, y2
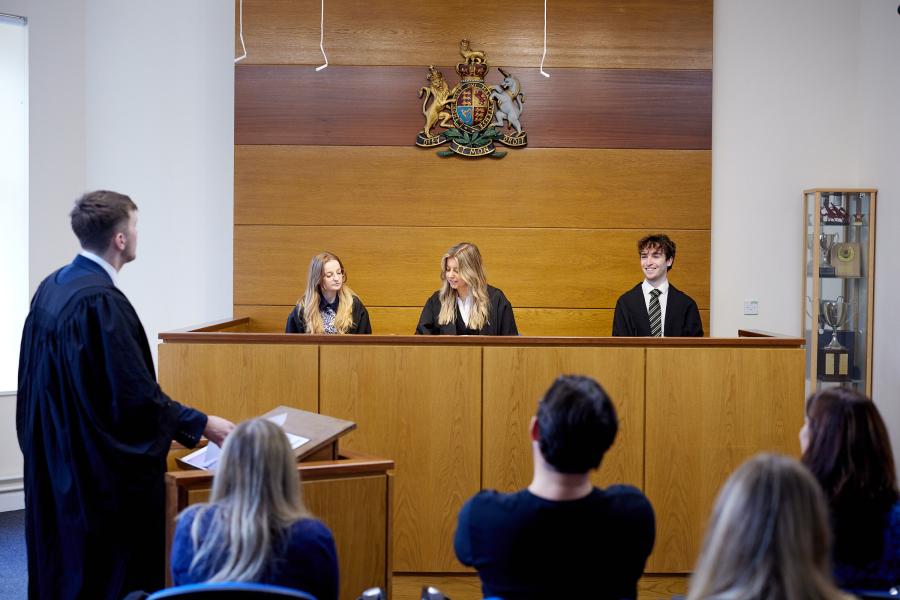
(801, 388, 900, 591)
(171, 419, 339, 600)
(687, 454, 850, 600)
(454, 375, 655, 600)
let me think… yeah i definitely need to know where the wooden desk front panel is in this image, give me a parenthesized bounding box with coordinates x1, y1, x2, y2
(644, 347, 806, 572)
(482, 346, 645, 492)
(158, 343, 318, 421)
(319, 345, 481, 572)
(303, 475, 390, 600)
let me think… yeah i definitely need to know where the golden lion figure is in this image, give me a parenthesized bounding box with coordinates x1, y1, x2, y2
(459, 39, 485, 64)
(418, 66, 457, 138)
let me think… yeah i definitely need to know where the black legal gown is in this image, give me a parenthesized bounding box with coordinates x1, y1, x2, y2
(16, 255, 207, 600)
(415, 285, 519, 335)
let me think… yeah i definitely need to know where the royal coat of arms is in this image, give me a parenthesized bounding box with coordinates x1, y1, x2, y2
(415, 39, 527, 158)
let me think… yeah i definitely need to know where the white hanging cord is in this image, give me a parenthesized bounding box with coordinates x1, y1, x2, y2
(315, 0, 328, 71)
(234, 0, 247, 64)
(539, 0, 550, 78)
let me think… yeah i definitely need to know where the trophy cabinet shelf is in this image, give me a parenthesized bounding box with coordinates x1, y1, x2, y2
(802, 188, 876, 397)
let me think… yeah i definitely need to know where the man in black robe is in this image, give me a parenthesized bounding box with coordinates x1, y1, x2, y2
(17, 190, 235, 599)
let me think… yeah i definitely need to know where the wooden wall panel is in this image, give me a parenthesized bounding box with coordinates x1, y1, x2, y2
(157, 343, 318, 421)
(237, 304, 710, 337)
(304, 476, 389, 600)
(235, 147, 711, 229)
(236, 66, 711, 149)
(482, 347, 645, 493)
(234, 226, 710, 309)
(644, 347, 806, 572)
(234, 0, 712, 70)
(319, 345, 482, 572)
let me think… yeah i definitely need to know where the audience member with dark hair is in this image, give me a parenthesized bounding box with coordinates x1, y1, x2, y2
(801, 388, 900, 590)
(687, 453, 849, 600)
(171, 419, 339, 600)
(454, 375, 655, 600)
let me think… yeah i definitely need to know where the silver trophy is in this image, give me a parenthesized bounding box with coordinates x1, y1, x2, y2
(819, 233, 838, 269)
(820, 297, 849, 350)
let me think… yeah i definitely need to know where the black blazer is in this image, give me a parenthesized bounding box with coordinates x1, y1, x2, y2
(285, 295, 372, 334)
(415, 285, 518, 335)
(612, 283, 703, 337)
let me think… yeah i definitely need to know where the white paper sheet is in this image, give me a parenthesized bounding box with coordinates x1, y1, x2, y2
(179, 416, 310, 471)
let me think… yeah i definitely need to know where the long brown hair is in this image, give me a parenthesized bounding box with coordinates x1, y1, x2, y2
(801, 388, 898, 565)
(687, 453, 844, 600)
(438, 242, 490, 330)
(296, 252, 356, 333)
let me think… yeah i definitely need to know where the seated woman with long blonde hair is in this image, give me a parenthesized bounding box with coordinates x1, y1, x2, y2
(286, 251, 371, 334)
(415, 242, 518, 335)
(170, 419, 339, 600)
(687, 453, 850, 600)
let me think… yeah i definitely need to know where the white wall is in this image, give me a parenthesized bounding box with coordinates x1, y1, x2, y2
(0, 0, 86, 511)
(0, 0, 234, 511)
(859, 0, 900, 464)
(712, 0, 899, 457)
(711, 0, 861, 338)
(84, 1, 234, 364)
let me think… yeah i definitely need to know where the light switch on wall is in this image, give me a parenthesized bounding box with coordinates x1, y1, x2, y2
(743, 300, 759, 316)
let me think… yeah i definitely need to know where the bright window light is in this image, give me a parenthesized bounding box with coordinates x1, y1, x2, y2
(0, 14, 29, 393)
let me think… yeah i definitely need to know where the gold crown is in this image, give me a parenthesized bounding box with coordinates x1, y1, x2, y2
(456, 62, 488, 80)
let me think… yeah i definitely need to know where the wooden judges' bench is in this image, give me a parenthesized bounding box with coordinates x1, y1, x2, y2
(159, 320, 805, 600)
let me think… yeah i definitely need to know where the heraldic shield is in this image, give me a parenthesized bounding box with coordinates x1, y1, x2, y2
(415, 39, 527, 159)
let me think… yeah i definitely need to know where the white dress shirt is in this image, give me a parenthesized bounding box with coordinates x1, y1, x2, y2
(79, 250, 119, 286)
(641, 279, 669, 336)
(457, 293, 474, 327)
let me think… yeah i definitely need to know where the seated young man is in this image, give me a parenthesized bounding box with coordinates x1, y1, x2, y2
(612, 233, 703, 337)
(454, 375, 655, 600)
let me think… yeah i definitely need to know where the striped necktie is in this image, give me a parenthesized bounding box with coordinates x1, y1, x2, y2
(649, 288, 662, 337)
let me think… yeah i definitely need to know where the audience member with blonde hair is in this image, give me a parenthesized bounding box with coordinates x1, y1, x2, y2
(687, 453, 848, 600)
(286, 252, 371, 334)
(801, 388, 899, 590)
(416, 242, 518, 335)
(170, 419, 338, 600)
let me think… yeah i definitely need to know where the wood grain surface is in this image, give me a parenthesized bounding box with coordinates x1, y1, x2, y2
(157, 343, 318, 420)
(304, 475, 390, 600)
(643, 347, 806, 572)
(235, 146, 711, 229)
(236, 66, 711, 149)
(319, 345, 482, 572)
(233, 0, 712, 70)
(482, 347, 645, 492)
(233, 226, 710, 308)
(237, 305, 711, 338)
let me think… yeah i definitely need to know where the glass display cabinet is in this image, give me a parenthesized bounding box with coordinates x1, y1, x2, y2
(802, 188, 876, 396)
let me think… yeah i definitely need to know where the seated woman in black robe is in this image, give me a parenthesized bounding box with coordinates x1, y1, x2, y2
(171, 419, 338, 600)
(416, 242, 518, 335)
(285, 251, 371, 334)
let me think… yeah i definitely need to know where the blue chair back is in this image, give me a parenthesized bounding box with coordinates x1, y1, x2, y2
(147, 582, 318, 599)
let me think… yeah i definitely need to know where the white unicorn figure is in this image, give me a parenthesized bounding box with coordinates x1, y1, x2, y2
(490, 68, 525, 135)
